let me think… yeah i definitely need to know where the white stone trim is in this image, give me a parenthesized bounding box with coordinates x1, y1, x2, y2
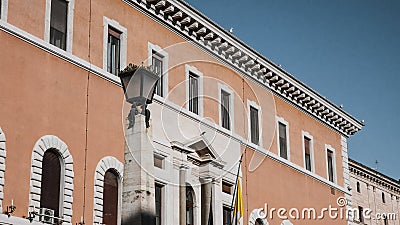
(301, 131, 315, 172)
(247, 100, 262, 148)
(0, 0, 8, 22)
(185, 64, 204, 117)
(276, 116, 290, 161)
(93, 156, 123, 225)
(325, 144, 337, 184)
(248, 208, 268, 225)
(28, 135, 74, 224)
(218, 83, 235, 133)
(44, 0, 75, 53)
(148, 42, 169, 98)
(102, 17, 128, 75)
(0, 127, 6, 212)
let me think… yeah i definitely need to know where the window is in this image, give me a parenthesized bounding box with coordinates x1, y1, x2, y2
(107, 27, 121, 75)
(154, 155, 164, 169)
(278, 122, 288, 159)
(50, 0, 68, 50)
(40, 149, 62, 218)
(222, 181, 232, 194)
(221, 90, 231, 130)
(223, 206, 232, 225)
(304, 137, 312, 171)
(357, 182, 361, 193)
(250, 106, 259, 145)
(152, 53, 164, 97)
(188, 72, 199, 114)
(255, 219, 264, 225)
(0, 0, 2, 19)
(327, 149, 335, 182)
(358, 206, 364, 223)
(103, 169, 119, 225)
(382, 192, 386, 203)
(155, 183, 163, 225)
(186, 187, 194, 225)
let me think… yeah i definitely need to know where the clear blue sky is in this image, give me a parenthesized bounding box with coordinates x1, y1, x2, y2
(184, 0, 400, 179)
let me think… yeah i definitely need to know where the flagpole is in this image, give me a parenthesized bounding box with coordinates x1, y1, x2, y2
(230, 153, 243, 225)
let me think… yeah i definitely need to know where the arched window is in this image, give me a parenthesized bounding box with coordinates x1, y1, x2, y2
(186, 187, 194, 225)
(356, 182, 361, 193)
(40, 149, 62, 218)
(255, 218, 264, 225)
(103, 169, 119, 225)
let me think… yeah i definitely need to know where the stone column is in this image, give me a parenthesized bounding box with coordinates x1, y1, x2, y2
(201, 177, 213, 225)
(122, 114, 156, 225)
(179, 166, 188, 225)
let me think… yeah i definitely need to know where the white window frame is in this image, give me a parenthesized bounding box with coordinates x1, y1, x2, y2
(276, 116, 290, 161)
(325, 144, 337, 184)
(185, 64, 203, 117)
(218, 83, 234, 133)
(302, 131, 315, 172)
(0, 0, 8, 22)
(148, 42, 169, 98)
(247, 100, 262, 147)
(44, 0, 75, 53)
(103, 17, 127, 75)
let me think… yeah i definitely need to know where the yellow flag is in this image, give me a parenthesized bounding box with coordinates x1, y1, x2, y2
(234, 178, 244, 224)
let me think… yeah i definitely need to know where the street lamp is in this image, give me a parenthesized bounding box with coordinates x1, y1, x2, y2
(118, 63, 159, 128)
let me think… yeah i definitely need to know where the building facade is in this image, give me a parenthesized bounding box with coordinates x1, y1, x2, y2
(0, 0, 363, 225)
(349, 159, 400, 225)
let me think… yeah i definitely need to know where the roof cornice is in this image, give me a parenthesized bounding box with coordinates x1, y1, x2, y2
(123, 0, 364, 136)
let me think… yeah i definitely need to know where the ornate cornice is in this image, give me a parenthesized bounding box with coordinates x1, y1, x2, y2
(349, 159, 400, 194)
(123, 0, 364, 136)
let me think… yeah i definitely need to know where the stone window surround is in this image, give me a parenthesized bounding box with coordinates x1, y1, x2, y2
(102, 16, 127, 76)
(0, 0, 8, 22)
(276, 116, 291, 162)
(93, 156, 123, 225)
(185, 64, 204, 117)
(0, 127, 6, 213)
(29, 135, 74, 224)
(44, 0, 75, 53)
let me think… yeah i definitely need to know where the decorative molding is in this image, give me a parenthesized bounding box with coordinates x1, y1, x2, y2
(122, 0, 363, 136)
(28, 135, 74, 224)
(248, 208, 268, 225)
(0, 127, 6, 213)
(93, 156, 123, 225)
(349, 159, 400, 194)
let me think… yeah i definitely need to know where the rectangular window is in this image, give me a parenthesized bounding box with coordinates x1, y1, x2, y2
(50, 0, 68, 50)
(222, 181, 232, 195)
(250, 106, 259, 145)
(358, 206, 364, 223)
(152, 53, 164, 97)
(107, 27, 121, 75)
(0, 0, 2, 19)
(223, 206, 232, 225)
(382, 192, 386, 203)
(154, 155, 164, 169)
(327, 149, 334, 182)
(304, 137, 312, 171)
(155, 183, 163, 225)
(188, 72, 199, 114)
(221, 90, 231, 130)
(278, 122, 288, 159)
